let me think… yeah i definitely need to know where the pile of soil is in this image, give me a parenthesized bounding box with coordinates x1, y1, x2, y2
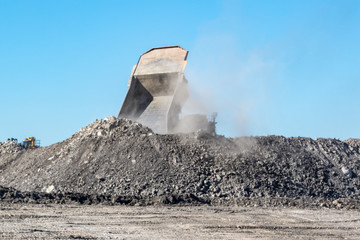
(0, 140, 22, 155)
(0, 117, 359, 208)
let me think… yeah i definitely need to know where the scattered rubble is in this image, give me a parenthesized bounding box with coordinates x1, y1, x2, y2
(0, 117, 360, 208)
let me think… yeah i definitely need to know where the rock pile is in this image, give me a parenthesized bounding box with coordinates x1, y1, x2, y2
(0, 185, 132, 205)
(0, 140, 22, 155)
(0, 117, 359, 208)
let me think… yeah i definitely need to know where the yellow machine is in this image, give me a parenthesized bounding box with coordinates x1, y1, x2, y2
(23, 137, 40, 150)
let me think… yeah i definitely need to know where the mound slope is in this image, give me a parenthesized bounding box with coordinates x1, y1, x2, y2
(1, 117, 359, 207)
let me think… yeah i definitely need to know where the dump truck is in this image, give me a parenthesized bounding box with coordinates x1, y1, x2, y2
(118, 46, 216, 134)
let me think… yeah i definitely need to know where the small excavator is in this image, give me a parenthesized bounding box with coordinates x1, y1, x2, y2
(22, 137, 40, 150)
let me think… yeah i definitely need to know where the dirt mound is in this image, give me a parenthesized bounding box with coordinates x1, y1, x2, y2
(0, 141, 22, 155)
(0, 117, 359, 207)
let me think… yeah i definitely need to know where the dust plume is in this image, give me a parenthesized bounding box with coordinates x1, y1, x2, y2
(183, 36, 279, 137)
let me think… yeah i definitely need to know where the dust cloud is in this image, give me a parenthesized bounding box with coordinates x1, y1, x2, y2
(183, 37, 279, 137)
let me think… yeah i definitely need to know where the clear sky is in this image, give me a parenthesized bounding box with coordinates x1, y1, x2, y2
(1, 0, 359, 146)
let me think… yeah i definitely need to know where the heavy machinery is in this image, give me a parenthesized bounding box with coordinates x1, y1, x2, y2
(22, 137, 40, 150)
(119, 46, 189, 134)
(118, 46, 216, 134)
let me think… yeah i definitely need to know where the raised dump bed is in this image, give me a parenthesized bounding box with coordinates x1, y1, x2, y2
(118, 46, 189, 134)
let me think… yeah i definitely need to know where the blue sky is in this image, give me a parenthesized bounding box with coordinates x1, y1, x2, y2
(1, 0, 359, 146)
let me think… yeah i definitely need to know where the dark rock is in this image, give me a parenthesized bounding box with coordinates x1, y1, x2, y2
(0, 118, 360, 209)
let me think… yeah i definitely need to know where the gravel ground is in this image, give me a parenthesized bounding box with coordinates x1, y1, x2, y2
(1, 203, 359, 240)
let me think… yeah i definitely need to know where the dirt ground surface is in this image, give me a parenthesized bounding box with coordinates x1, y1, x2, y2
(1, 203, 359, 240)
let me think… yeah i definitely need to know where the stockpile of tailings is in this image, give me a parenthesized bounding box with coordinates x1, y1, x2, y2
(0, 140, 22, 155)
(0, 117, 360, 207)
